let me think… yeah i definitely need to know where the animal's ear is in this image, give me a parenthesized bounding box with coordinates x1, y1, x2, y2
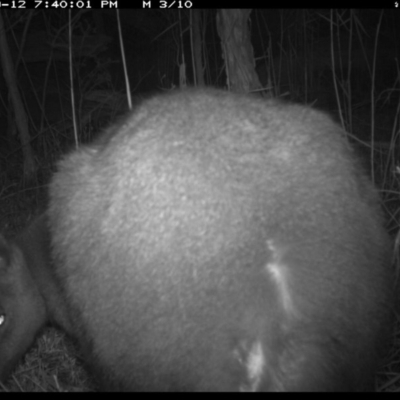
(0, 229, 47, 383)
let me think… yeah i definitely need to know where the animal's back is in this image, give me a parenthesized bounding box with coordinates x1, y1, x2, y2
(48, 89, 393, 391)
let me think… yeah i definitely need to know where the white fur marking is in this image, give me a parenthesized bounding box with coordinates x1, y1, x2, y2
(266, 240, 293, 314)
(240, 341, 265, 392)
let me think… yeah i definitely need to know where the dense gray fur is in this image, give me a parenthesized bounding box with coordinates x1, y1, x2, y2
(47, 89, 393, 391)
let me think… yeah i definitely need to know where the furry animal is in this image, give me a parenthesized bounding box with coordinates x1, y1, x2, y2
(0, 89, 393, 391)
